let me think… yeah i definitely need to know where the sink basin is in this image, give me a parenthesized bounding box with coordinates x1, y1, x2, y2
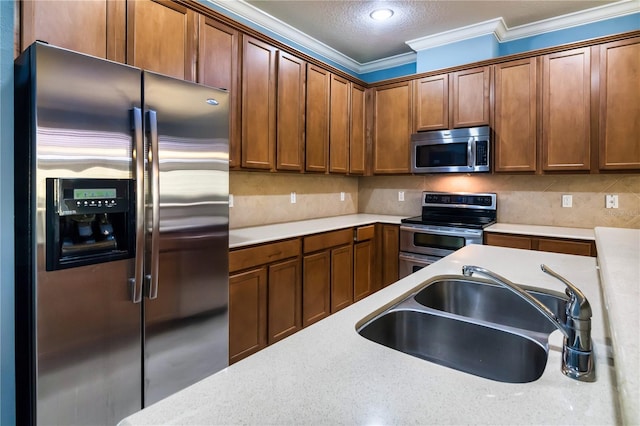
(357, 275, 569, 383)
(413, 277, 568, 334)
(358, 309, 548, 383)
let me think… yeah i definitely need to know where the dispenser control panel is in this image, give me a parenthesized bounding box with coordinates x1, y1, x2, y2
(56, 179, 130, 216)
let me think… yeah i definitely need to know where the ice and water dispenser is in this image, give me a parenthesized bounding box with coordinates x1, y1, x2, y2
(46, 178, 135, 270)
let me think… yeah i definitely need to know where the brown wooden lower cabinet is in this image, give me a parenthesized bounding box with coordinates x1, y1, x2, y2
(302, 251, 331, 327)
(229, 223, 401, 362)
(378, 224, 400, 288)
(229, 267, 267, 364)
(331, 244, 354, 312)
(353, 239, 374, 302)
(485, 232, 596, 257)
(229, 239, 301, 364)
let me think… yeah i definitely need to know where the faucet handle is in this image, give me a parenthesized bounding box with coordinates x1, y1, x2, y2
(540, 264, 592, 320)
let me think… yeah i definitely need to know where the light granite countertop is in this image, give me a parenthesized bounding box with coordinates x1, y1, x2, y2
(485, 223, 595, 241)
(120, 243, 623, 425)
(229, 214, 406, 248)
(595, 227, 640, 425)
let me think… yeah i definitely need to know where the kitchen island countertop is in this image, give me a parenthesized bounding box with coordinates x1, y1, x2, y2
(119, 237, 636, 425)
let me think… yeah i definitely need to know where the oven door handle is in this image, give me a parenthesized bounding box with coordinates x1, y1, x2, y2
(399, 252, 440, 263)
(400, 225, 482, 238)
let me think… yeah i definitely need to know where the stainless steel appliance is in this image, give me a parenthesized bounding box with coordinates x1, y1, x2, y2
(399, 192, 497, 278)
(14, 42, 230, 425)
(411, 126, 490, 173)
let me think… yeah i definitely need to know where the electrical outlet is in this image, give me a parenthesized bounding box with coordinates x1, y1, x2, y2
(229, 194, 234, 208)
(562, 194, 572, 208)
(340, 192, 345, 201)
(398, 191, 405, 202)
(290, 192, 296, 204)
(605, 194, 618, 209)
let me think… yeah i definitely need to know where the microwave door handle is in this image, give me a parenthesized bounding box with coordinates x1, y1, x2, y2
(145, 109, 160, 300)
(129, 107, 144, 304)
(467, 137, 475, 168)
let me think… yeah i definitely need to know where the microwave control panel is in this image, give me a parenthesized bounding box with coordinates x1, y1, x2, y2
(475, 140, 489, 166)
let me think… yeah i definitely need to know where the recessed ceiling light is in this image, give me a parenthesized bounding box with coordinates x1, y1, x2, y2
(370, 8, 394, 21)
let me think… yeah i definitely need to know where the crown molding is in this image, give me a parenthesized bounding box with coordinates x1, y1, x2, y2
(503, 0, 639, 41)
(406, 18, 507, 51)
(406, 0, 638, 52)
(208, 0, 638, 75)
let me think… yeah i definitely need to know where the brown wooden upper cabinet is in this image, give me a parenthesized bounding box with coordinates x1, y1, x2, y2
(305, 64, 331, 172)
(349, 84, 367, 175)
(413, 73, 449, 131)
(197, 17, 240, 168)
(541, 47, 591, 172)
(127, 0, 196, 81)
(598, 37, 640, 170)
(329, 75, 351, 174)
(413, 66, 489, 131)
(451, 66, 490, 128)
(493, 58, 537, 173)
(241, 35, 277, 170)
(373, 81, 413, 174)
(21, 0, 125, 61)
(276, 52, 306, 171)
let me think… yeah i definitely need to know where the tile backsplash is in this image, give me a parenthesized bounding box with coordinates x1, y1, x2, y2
(359, 174, 640, 229)
(230, 172, 640, 229)
(229, 172, 358, 228)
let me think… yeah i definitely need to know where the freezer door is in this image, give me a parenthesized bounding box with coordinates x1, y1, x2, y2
(142, 71, 229, 406)
(14, 43, 143, 425)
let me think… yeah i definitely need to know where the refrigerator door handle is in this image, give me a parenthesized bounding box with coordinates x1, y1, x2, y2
(145, 109, 160, 300)
(129, 107, 144, 304)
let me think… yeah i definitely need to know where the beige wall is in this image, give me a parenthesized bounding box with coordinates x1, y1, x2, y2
(230, 171, 640, 229)
(359, 174, 640, 229)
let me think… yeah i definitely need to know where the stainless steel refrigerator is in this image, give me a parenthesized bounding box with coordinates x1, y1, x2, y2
(14, 42, 229, 425)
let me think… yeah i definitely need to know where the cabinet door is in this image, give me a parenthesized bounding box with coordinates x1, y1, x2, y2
(242, 35, 277, 170)
(378, 224, 399, 288)
(276, 52, 306, 171)
(451, 66, 490, 128)
(198, 16, 240, 168)
(229, 267, 267, 364)
(306, 64, 330, 172)
(302, 251, 330, 327)
(373, 82, 412, 174)
(353, 240, 374, 302)
(598, 38, 640, 170)
(331, 244, 353, 313)
(127, 0, 196, 81)
(493, 58, 537, 172)
(268, 258, 302, 344)
(542, 48, 591, 171)
(329, 75, 350, 174)
(21, 0, 125, 61)
(414, 74, 449, 131)
(349, 83, 367, 175)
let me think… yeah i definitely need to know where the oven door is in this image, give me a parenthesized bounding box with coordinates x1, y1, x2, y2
(399, 252, 441, 279)
(400, 225, 483, 258)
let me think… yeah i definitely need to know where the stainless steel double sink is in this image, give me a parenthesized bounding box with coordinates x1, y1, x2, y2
(357, 275, 568, 383)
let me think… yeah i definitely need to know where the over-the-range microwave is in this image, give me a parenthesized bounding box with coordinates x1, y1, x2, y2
(411, 125, 490, 173)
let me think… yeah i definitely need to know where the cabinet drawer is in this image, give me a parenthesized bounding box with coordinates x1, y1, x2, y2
(485, 233, 532, 250)
(354, 225, 375, 242)
(230, 238, 301, 272)
(303, 228, 353, 254)
(537, 238, 593, 257)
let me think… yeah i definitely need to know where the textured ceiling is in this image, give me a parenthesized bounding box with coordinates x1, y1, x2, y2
(243, 0, 619, 63)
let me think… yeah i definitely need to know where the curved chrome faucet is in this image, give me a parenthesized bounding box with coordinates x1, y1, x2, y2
(461, 264, 595, 382)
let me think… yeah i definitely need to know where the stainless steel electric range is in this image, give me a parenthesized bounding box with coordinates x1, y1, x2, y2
(399, 191, 497, 278)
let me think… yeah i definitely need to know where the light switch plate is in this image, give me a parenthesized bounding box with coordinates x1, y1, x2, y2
(562, 194, 572, 208)
(340, 192, 345, 201)
(398, 191, 405, 202)
(229, 194, 234, 208)
(290, 192, 296, 204)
